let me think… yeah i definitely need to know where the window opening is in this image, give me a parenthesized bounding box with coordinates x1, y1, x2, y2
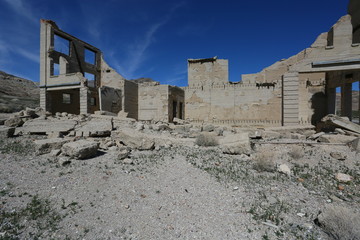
(85, 48, 96, 65)
(90, 97, 96, 106)
(54, 34, 70, 55)
(84, 72, 96, 88)
(62, 93, 71, 104)
(53, 63, 59, 76)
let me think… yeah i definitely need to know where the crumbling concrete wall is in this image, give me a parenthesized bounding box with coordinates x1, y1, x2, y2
(188, 57, 228, 87)
(138, 85, 184, 122)
(184, 82, 282, 125)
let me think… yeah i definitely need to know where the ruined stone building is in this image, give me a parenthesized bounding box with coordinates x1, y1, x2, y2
(39, 20, 184, 122)
(184, 0, 359, 126)
(40, 0, 359, 126)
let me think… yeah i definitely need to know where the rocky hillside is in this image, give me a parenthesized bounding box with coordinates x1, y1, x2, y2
(0, 71, 39, 113)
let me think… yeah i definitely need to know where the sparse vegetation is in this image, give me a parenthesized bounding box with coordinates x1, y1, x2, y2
(195, 133, 218, 147)
(0, 195, 63, 239)
(253, 152, 276, 172)
(288, 145, 304, 159)
(0, 138, 35, 155)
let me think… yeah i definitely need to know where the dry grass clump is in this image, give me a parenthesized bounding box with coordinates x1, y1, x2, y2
(253, 152, 276, 172)
(288, 145, 304, 159)
(316, 205, 360, 240)
(195, 133, 218, 147)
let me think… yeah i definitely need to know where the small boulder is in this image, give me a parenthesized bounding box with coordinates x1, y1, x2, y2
(335, 173, 353, 183)
(220, 133, 251, 155)
(278, 164, 291, 175)
(34, 138, 70, 155)
(4, 116, 23, 127)
(348, 137, 360, 152)
(61, 140, 99, 159)
(117, 147, 129, 160)
(330, 152, 347, 161)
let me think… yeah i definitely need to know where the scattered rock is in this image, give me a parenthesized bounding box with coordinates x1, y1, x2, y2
(318, 134, 357, 144)
(34, 138, 70, 155)
(4, 116, 24, 127)
(308, 131, 325, 140)
(348, 137, 360, 152)
(58, 156, 71, 166)
(22, 119, 77, 134)
(61, 140, 99, 159)
(123, 158, 133, 164)
(278, 164, 291, 175)
(330, 152, 347, 161)
(112, 131, 155, 150)
(49, 149, 61, 157)
(117, 148, 129, 160)
(220, 133, 251, 155)
(335, 173, 353, 183)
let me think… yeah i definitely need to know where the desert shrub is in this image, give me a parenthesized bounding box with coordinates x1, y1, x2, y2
(316, 205, 360, 240)
(253, 152, 275, 172)
(195, 133, 218, 147)
(288, 145, 304, 159)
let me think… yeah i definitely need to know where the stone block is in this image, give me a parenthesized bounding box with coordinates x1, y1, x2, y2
(112, 131, 155, 150)
(61, 140, 99, 159)
(34, 138, 70, 155)
(220, 132, 251, 155)
(318, 134, 357, 144)
(22, 119, 77, 134)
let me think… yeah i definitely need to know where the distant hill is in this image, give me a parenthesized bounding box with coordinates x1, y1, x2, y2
(0, 71, 39, 113)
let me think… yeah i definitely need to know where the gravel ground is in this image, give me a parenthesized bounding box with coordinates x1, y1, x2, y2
(1, 132, 359, 240)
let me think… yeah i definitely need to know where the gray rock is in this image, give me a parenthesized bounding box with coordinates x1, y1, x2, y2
(22, 119, 77, 134)
(118, 148, 129, 160)
(220, 133, 251, 155)
(318, 134, 357, 144)
(61, 140, 99, 159)
(335, 173, 353, 183)
(202, 124, 215, 132)
(348, 137, 360, 152)
(123, 158, 133, 164)
(49, 149, 61, 157)
(112, 131, 155, 150)
(58, 156, 71, 166)
(278, 164, 291, 175)
(309, 132, 325, 140)
(330, 152, 347, 161)
(4, 116, 23, 127)
(34, 138, 70, 155)
(0, 126, 15, 138)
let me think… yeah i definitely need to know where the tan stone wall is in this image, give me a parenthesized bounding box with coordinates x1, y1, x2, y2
(138, 85, 169, 121)
(188, 59, 228, 86)
(184, 83, 282, 126)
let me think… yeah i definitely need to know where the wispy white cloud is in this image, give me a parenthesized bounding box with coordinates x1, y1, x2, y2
(14, 47, 39, 63)
(123, 2, 186, 78)
(3, 0, 37, 24)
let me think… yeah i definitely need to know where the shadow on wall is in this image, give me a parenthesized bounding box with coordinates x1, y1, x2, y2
(311, 92, 327, 125)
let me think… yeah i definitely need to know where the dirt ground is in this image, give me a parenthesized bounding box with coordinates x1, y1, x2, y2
(1, 121, 360, 240)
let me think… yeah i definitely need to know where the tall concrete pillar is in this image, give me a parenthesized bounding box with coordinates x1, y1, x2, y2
(80, 87, 88, 114)
(282, 72, 299, 126)
(341, 83, 352, 120)
(40, 88, 47, 110)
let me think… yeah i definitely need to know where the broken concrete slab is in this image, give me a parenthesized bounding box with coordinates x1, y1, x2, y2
(219, 132, 252, 155)
(0, 126, 15, 138)
(75, 118, 113, 137)
(318, 134, 357, 144)
(321, 114, 360, 134)
(34, 138, 71, 155)
(348, 137, 360, 152)
(112, 131, 155, 150)
(61, 140, 99, 159)
(22, 119, 77, 134)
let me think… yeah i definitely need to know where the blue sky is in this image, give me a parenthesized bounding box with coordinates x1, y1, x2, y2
(0, 0, 350, 87)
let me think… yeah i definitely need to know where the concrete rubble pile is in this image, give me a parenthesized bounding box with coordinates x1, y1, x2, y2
(1, 109, 359, 163)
